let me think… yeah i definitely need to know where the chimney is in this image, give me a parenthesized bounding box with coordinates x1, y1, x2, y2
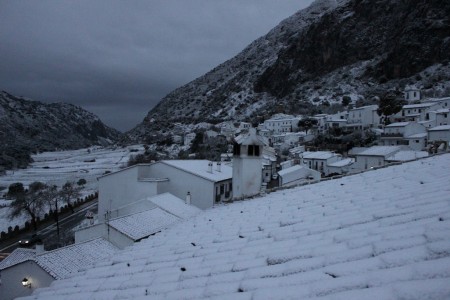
(216, 162, 221, 172)
(35, 242, 45, 255)
(186, 191, 191, 205)
(208, 161, 213, 173)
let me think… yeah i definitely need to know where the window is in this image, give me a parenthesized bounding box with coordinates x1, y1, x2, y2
(247, 145, 260, 156)
(233, 143, 241, 156)
(220, 184, 224, 194)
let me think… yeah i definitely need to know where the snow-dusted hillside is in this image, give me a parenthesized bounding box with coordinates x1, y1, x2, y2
(21, 154, 450, 299)
(128, 0, 450, 141)
(0, 145, 145, 233)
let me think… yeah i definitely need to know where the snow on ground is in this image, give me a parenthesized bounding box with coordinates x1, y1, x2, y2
(21, 154, 450, 300)
(0, 145, 145, 233)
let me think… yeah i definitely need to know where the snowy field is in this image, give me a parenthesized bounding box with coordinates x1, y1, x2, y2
(0, 145, 145, 233)
(22, 153, 450, 300)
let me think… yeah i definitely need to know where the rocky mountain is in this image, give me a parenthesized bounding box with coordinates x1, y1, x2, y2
(0, 91, 122, 169)
(129, 0, 450, 141)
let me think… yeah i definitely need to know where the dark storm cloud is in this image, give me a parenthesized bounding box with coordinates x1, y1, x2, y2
(0, 0, 313, 131)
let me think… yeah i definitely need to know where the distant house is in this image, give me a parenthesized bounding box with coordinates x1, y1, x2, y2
(428, 125, 450, 149)
(277, 165, 320, 187)
(0, 238, 117, 300)
(263, 115, 301, 134)
(379, 122, 427, 150)
(325, 158, 354, 176)
(385, 150, 428, 163)
(351, 146, 403, 172)
(398, 103, 441, 122)
(302, 151, 341, 174)
(346, 105, 380, 131)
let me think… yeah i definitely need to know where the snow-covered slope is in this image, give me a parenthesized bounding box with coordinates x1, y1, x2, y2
(22, 154, 450, 299)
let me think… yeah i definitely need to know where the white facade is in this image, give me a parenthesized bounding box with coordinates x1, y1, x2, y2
(380, 122, 427, 148)
(346, 105, 380, 130)
(277, 165, 321, 187)
(0, 260, 54, 300)
(399, 103, 440, 122)
(263, 116, 300, 134)
(404, 85, 421, 103)
(232, 129, 265, 199)
(351, 146, 402, 172)
(428, 125, 450, 144)
(302, 151, 341, 175)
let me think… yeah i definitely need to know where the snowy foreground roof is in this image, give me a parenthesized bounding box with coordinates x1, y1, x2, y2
(21, 154, 450, 299)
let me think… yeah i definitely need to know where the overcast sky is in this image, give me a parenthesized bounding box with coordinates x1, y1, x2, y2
(0, 0, 313, 131)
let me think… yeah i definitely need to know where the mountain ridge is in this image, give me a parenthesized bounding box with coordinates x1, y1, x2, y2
(0, 90, 122, 169)
(127, 0, 450, 142)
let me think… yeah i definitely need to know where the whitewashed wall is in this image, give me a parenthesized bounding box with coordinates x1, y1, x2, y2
(233, 154, 262, 199)
(0, 260, 54, 300)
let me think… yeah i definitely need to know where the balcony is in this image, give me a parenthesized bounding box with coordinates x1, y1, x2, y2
(380, 133, 403, 138)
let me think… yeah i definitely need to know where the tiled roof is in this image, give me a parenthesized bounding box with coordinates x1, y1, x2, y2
(149, 193, 201, 220)
(303, 151, 337, 160)
(35, 238, 118, 280)
(21, 154, 450, 300)
(0, 248, 35, 270)
(355, 146, 402, 157)
(109, 208, 180, 240)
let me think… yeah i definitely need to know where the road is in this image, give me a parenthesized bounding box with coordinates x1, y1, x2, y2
(0, 200, 98, 254)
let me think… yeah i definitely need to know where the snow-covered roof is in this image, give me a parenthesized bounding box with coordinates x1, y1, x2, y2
(23, 154, 450, 300)
(109, 207, 180, 241)
(161, 160, 232, 182)
(403, 103, 435, 109)
(428, 125, 450, 131)
(234, 128, 266, 146)
(349, 105, 378, 111)
(2, 238, 118, 280)
(406, 133, 427, 139)
(303, 151, 338, 160)
(0, 248, 35, 270)
(386, 122, 410, 127)
(355, 146, 402, 157)
(327, 158, 354, 167)
(278, 165, 315, 185)
(148, 193, 201, 220)
(386, 151, 429, 162)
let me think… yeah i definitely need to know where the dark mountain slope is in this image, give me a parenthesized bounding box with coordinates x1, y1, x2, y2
(0, 91, 122, 169)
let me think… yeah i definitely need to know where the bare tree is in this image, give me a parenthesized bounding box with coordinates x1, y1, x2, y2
(60, 181, 82, 213)
(7, 182, 46, 231)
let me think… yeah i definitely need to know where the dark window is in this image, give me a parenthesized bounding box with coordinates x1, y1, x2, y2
(233, 143, 241, 156)
(247, 145, 260, 156)
(248, 145, 254, 156)
(254, 145, 260, 156)
(220, 184, 224, 194)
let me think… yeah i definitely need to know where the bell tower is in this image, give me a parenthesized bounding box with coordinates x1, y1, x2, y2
(232, 128, 264, 199)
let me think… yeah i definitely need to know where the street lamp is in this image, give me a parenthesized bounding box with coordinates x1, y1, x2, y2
(22, 277, 31, 288)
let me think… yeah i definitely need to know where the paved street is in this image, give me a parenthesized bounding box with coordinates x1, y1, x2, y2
(0, 200, 98, 254)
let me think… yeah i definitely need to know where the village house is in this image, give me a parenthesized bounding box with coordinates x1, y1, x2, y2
(301, 151, 342, 175)
(346, 105, 380, 131)
(325, 158, 354, 176)
(379, 122, 427, 150)
(0, 238, 117, 300)
(277, 164, 321, 187)
(350, 145, 403, 172)
(263, 115, 301, 134)
(397, 103, 441, 122)
(98, 160, 233, 220)
(428, 125, 450, 150)
(425, 96, 450, 109)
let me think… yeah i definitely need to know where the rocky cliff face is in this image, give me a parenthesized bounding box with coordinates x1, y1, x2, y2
(128, 0, 450, 141)
(0, 91, 122, 168)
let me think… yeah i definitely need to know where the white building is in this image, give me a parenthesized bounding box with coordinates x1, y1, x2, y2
(277, 165, 320, 187)
(263, 115, 301, 134)
(428, 125, 450, 148)
(232, 129, 265, 199)
(98, 160, 232, 219)
(351, 146, 403, 172)
(399, 103, 441, 122)
(302, 151, 342, 175)
(0, 238, 117, 300)
(325, 158, 354, 176)
(404, 85, 421, 103)
(346, 105, 380, 131)
(379, 122, 427, 150)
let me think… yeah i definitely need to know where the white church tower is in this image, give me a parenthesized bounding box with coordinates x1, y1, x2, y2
(232, 128, 265, 199)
